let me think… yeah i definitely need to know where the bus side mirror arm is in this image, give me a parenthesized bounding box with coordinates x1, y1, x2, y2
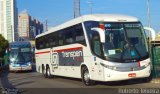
(144, 27, 156, 41)
(91, 28, 105, 43)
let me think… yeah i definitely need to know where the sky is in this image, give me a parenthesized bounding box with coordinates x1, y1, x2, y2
(17, 0, 160, 32)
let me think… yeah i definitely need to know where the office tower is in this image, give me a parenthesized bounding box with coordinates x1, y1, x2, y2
(0, 0, 18, 42)
(18, 12, 43, 41)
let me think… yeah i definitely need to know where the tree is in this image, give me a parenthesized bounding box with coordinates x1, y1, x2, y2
(0, 34, 9, 58)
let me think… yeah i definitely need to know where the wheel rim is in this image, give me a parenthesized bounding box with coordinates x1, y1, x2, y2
(42, 67, 45, 75)
(84, 70, 90, 83)
(47, 68, 50, 76)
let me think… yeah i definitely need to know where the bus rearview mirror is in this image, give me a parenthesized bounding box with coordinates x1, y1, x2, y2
(144, 27, 156, 41)
(91, 28, 105, 43)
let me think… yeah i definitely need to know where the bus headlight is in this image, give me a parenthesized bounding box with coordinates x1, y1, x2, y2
(10, 58, 15, 62)
(100, 63, 117, 70)
(27, 62, 32, 66)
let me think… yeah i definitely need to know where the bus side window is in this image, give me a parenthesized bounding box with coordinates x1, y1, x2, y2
(91, 32, 102, 57)
(84, 21, 102, 57)
(49, 32, 57, 47)
(64, 27, 74, 45)
(39, 37, 45, 49)
(45, 35, 50, 48)
(35, 38, 40, 49)
(58, 30, 64, 46)
(74, 24, 86, 46)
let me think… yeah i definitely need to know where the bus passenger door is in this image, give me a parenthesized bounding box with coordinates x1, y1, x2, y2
(91, 30, 104, 80)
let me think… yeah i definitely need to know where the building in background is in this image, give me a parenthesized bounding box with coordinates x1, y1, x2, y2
(30, 17, 43, 40)
(18, 12, 43, 41)
(156, 32, 160, 41)
(0, 0, 18, 42)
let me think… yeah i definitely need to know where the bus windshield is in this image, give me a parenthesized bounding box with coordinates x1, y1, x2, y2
(10, 48, 32, 63)
(103, 23, 148, 62)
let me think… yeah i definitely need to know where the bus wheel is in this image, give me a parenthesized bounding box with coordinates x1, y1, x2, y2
(46, 66, 53, 78)
(82, 66, 95, 86)
(42, 65, 47, 78)
(144, 75, 152, 82)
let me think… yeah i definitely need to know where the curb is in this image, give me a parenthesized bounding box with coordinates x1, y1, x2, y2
(150, 78, 160, 83)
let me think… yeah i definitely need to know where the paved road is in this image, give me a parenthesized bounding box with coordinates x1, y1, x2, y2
(0, 66, 160, 94)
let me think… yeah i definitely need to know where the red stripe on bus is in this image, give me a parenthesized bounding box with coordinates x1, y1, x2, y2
(35, 47, 82, 54)
(35, 51, 50, 54)
(54, 47, 82, 52)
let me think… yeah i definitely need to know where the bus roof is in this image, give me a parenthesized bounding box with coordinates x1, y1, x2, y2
(36, 14, 139, 38)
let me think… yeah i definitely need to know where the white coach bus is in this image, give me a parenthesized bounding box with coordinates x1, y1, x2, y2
(35, 14, 155, 85)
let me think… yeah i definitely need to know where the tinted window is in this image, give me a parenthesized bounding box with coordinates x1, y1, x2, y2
(36, 23, 86, 50)
(64, 27, 75, 45)
(45, 35, 50, 48)
(84, 21, 102, 57)
(74, 24, 86, 46)
(58, 30, 64, 46)
(49, 32, 57, 47)
(92, 31, 102, 57)
(35, 38, 40, 49)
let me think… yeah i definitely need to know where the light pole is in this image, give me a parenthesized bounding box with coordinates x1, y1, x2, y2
(147, 0, 151, 28)
(147, 0, 152, 41)
(46, 18, 48, 31)
(74, 0, 81, 18)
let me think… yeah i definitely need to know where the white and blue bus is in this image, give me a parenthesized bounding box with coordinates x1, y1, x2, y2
(9, 42, 33, 72)
(35, 14, 155, 85)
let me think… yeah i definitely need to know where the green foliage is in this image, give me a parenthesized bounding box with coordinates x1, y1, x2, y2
(0, 34, 9, 57)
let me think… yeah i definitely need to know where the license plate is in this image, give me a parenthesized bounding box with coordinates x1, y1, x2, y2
(128, 73, 136, 77)
(16, 68, 22, 70)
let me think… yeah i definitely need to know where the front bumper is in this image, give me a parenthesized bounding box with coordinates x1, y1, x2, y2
(9, 65, 32, 71)
(103, 65, 151, 81)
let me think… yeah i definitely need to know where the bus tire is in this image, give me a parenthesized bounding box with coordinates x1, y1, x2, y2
(144, 75, 152, 82)
(46, 66, 53, 78)
(82, 66, 95, 86)
(42, 65, 47, 78)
